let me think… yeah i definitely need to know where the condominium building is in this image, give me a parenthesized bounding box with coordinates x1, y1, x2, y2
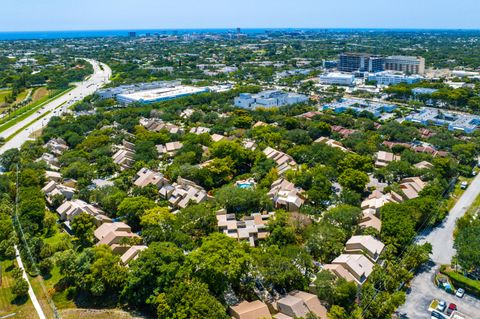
(384, 56, 425, 75)
(263, 147, 298, 175)
(338, 53, 384, 73)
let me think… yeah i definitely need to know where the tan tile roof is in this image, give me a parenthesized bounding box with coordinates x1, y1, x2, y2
(230, 300, 272, 319)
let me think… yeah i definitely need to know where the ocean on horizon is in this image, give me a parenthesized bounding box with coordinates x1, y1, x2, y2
(0, 28, 478, 41)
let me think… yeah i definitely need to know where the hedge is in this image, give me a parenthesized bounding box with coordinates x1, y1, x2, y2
(440, 268, 480, 298)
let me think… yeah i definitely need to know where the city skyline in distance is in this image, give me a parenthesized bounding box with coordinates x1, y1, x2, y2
(1, 0, 479, 32)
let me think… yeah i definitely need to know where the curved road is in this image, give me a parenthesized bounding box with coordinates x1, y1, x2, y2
(398, 173, 480, 318)
(0, 59, 111, 155)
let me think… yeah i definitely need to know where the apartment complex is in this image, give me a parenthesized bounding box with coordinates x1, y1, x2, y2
(338, 53, 384, 73)
(268, 178, 305, 212)
(338, 53, 425, 75)
(323, 235, 385, 285)
(216, 209, 274, 247)
(384, 56, 425, 75)
(263, 147, 298, 175)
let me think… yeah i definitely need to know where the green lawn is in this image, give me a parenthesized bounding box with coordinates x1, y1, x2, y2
(0, 86, 73, 134)
(0, 89, 12, 104)
(15, 90, 29, 104)
(0, 259, 38, 319)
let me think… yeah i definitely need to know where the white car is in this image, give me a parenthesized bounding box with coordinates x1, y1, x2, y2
(460, 181, 468, 189)
(456, 288, 465, 298)
(437, 300, 447, 312)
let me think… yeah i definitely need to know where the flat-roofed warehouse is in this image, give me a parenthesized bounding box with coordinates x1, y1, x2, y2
(117, 85, 208, 104)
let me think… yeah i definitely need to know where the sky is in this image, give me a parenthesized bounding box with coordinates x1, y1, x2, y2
(1, 0, 479, 31)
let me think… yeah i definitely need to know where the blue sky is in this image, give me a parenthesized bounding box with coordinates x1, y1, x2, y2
(1, 0, 479, 31)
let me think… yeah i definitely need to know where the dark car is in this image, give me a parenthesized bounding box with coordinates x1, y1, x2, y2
(431, 311, 445, 319)
(446, 303, 457, 315)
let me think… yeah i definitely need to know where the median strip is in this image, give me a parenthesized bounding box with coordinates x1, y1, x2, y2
(0, 86, 73, 134)
(4, 102, 66, 142)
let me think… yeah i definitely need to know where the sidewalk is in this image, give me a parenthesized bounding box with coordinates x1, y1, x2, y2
(14, 245, 46, 319)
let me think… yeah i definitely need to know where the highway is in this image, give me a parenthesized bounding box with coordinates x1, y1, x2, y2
(397, 173, 480, 318)
(0, 60, 110, 318)
(0, 59, 111, 155)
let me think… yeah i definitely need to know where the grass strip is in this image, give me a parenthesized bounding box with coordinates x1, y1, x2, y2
(0, 87, 73, 133)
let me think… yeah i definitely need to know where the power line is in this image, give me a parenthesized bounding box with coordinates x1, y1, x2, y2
(13, 164, 61, 319)
(361, 176, 457, 316)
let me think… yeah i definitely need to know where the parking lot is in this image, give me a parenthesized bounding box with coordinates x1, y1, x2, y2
(397, 262, 480, 318)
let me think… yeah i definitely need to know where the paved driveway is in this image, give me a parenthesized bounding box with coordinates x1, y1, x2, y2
(397, 262, 480, 318)
(397, 174, 480, 318)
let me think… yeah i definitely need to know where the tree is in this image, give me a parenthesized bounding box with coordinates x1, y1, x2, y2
(454, 220, 480, 272)
(89, 186, 127, 214)
(314, 270, 337, 305)
(314, 270, 357, 310)
(339, 153, 373, 173)
(255, 245, 309, 292)
(122, 242, 185, 310)
(266, 210, 298, 246)
(0, 148, 20, 171)
(328, 305, 348, 319)
(12, 277, 29, 297)
(61, 160, 94, 180)
(57, 246, 127, 299)
(323, 205, 362, 236)
(380, 203, 416, 248)
(452, 143, 476, 165)
(338, 169, 369, 193)
(155, 279, 228, 319)
(117, 196, 156, 230)
(38, 258, 54, 276)
(306, 223, 347, 262)
(135, 140, 159, 163)
(71, 213, 96, 247)
(216, 185, 271, 218)
(184, 233, 251, 298)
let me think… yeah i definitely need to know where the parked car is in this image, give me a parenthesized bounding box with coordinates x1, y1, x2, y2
(437, 300, 447, 312)
(446, 303, 457, 315)
(431, 311, 445, 319)
(456, 288, 465, 298)
(460, 181, 468, 189)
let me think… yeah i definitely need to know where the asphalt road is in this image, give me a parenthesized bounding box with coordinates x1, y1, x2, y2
(0, 59, 111, 155)
(397, 173, 480, 318)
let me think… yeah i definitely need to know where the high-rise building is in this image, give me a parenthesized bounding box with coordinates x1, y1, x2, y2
(338, 53, 384, 73)
(384, 56, 425, 75)
(128, 32, 137, 38)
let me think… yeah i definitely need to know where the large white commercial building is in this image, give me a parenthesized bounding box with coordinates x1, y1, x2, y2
(368, 71, 423, 86)
(405, 107, 480, 133)
(96, 81, 182, 99)
(117, 85, 208, 104)
(319, 72, 355, 86)
(234, 90, 308, 110)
